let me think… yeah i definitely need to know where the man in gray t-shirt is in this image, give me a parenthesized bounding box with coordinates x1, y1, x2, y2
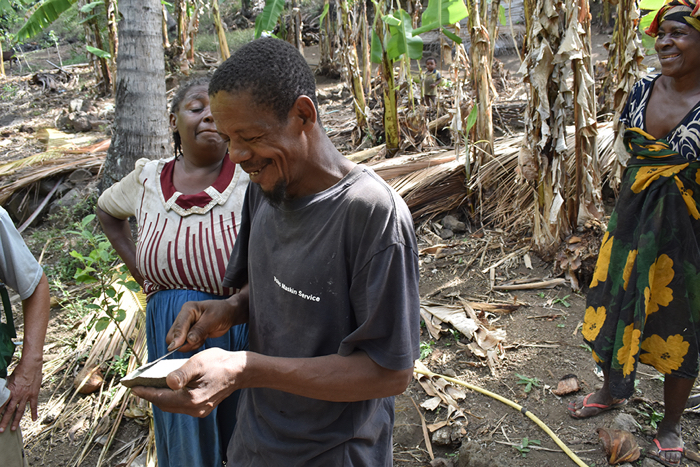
(0, 207, 51, 467)
(132, 38, 420, 466)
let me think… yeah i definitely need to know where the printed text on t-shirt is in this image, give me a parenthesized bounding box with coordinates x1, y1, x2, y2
(274, 276, 321, 302)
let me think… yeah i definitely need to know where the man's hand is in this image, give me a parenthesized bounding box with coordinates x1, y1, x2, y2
(0, 358, 42, 432)
(167, 284, 249, 352)
(131, 348, 246, 417)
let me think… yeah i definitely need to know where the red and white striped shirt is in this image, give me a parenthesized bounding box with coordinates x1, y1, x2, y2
(98, 156, 249, 297)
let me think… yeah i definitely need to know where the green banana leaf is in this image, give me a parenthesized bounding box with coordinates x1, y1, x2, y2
(370, 29, 383, 64)
(638, 0, 665, 10)
(254, 0, 285, 39)
(412, 0, 469, 36)
(86, 45, 111, 59)
(15, 0, 78, 41)
(385, 9, 423, 61)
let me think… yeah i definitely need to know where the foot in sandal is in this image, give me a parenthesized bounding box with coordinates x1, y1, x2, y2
(567, 392, 627, 419)
(647, 422, 684, 467)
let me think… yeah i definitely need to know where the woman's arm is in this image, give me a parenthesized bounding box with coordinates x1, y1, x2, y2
(96, 206, 144, 287)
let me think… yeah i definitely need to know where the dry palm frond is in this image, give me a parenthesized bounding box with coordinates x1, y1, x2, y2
(475, 121, 616, 238)
(0, 154, 105, 205)
(23, 276, 152, 467)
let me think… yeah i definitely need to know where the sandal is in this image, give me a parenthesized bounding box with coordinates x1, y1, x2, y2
(647, 438, 684, 467)
(567, 393, 627, 419)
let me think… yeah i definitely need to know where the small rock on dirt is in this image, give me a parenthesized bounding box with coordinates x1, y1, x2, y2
(612, 413, 639, 433)
(432, 426, 454, 445)
(642, 458, 665, 467)
(458, 440, 500, 467)
(440, 228, 454, 240)
(442, 215, 466, 233)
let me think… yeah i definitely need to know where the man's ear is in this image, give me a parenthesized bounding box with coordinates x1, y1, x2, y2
(292, 95, 317, 130)
(169, 113, 177, 131)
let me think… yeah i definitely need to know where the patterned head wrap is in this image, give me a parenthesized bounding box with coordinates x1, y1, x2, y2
(645, 0, 700, 37)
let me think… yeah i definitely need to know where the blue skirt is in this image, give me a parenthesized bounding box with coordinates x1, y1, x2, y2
(146, 289, 248, 467)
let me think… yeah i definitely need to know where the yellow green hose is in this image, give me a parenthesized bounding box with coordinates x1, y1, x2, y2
(413, 366, 590, 467)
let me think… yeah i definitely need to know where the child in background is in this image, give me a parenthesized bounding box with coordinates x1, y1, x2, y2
(422, 57, 442, 111)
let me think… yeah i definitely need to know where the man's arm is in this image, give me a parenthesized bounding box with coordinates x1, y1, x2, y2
(96, 207, 144, 288)
(131, 348, 413, 418)
(0, 273, 50, 433)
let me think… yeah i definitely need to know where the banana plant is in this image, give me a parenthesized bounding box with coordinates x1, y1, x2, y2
(338, 0, 369, 133)
(254, 0, 285, 38)
(370, 3, 425, 155)
(15, 0, 78, 40)
(411, 0, 469, 41)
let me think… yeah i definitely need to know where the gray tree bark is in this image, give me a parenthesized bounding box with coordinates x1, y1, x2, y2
(102, 0, 170, 189)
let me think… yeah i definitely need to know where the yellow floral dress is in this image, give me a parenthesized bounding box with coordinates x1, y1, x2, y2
(585, 114, 700, 398)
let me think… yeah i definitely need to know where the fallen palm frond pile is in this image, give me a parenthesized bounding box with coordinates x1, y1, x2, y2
(22, 279, 154, 467)
(473, 121, 616, 238)
(0, 132, 109, 206)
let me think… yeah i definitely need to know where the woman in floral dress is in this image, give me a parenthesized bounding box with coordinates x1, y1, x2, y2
(567, 1, 700, 465)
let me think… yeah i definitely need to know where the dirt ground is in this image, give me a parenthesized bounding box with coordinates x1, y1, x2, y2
(1, 37, 699, 467)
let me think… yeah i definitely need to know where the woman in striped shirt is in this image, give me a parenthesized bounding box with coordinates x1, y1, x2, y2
(97, 78, 249, 467)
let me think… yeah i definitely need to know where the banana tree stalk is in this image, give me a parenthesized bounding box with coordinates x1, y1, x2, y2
(292, 0, 304, 54)
(361, 0, 372, 98)
(162, 3, 170, 48)
(467, 0, 494, 159)
(106, 0, 118, 92)
(339, 0, 368, 131)
(571, 0, 602, 227)
(0, 40, 5, 77)
(212, 0, 230, 60)
(373, 0, 400, 155)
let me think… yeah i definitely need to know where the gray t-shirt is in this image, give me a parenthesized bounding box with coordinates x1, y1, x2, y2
(223, 165, 420, 466)
(0, 207, 43, 300)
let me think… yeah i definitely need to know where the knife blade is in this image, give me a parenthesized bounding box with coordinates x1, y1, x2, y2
(135, 343, 185, 374)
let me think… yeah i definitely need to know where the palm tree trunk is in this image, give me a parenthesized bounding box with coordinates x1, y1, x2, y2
(103, 0, 171, 189)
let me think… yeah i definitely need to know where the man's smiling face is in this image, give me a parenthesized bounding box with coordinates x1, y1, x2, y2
(210, 90, 310, 205)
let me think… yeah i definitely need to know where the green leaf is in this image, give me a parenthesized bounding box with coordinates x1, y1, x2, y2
(639, 0, 665, 10)
(440, 26, 462, 44)
(16, 0, 79, 41)
(95, 317, 110, 332)
(319, 2, 329, 26)
(79, 0, 103, 13)
(78, 13, 101, 25)
(124, 280, 141, 292)
(105, 288, 116, 298)
(412, 0, 468, 35)
(386, 9, 424, 61)
(115, 309, 126, 322)
(370, 29, 383, 64)
(70, 250, 84, 260)
(465, 104, 478, 132)
(82, 214, 96, 227)
(254, 0, 285, 39)
(382, 14, 402, 27)
(85, 44, 112, 58)
(498, 4, 506, 26)
(85, 303, 101, 310)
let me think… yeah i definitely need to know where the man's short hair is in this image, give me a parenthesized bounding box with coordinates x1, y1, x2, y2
(209, 38, 319, 122)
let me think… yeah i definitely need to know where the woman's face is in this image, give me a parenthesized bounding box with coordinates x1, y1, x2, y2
(655, 20, 700, 79)
(170, 84, 228, 164)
